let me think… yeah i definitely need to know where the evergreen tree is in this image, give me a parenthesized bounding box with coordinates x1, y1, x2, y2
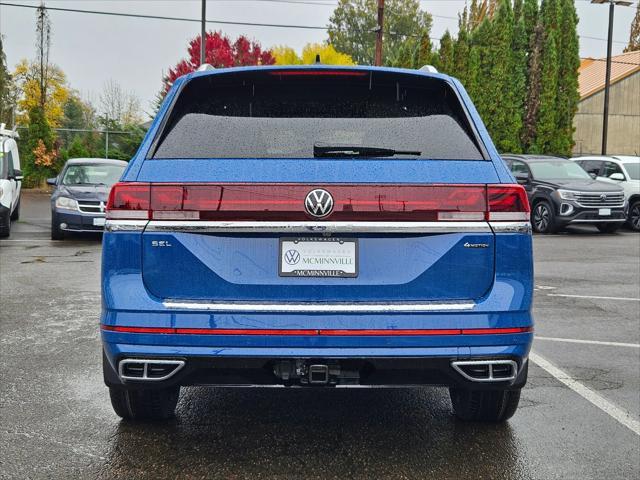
(452, 11, 471, 85)
(552, 0, 580, 156)
(523, 0, 539, 46)
(415, 31, 433, 68)
(486, 0, 521, 152)
(511, 0, 528, 152)
(434, 30, 454, 74)
(532, 29, 559, 153)
(523, 21, 543, 150)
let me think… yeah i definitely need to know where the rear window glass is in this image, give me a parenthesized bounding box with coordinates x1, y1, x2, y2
(152, 69, 485, 160)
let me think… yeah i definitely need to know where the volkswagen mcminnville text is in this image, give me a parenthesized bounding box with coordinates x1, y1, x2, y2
(101, 66, 533, 422)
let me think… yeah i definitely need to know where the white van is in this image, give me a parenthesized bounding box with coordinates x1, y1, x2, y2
(0, 124, 22, 237)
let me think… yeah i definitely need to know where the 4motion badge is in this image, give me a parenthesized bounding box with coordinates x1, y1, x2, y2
(464, 242, 490, 249)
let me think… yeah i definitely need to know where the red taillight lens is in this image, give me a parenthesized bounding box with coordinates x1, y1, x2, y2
(106, 182, 151, 219)
(487, 185, 530, 221)
(105, 183, 531, 223)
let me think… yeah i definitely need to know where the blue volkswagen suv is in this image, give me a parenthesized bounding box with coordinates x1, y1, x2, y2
(101, 66, 533, 422)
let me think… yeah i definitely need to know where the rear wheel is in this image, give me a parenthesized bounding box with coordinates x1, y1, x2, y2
(596, 223, 623, 234)
(0, 209, 10, 238)
(10, 197, 20, 221)
(629, 200, 640, 232)
(449, 387, 521, 422)
(531, 201, 557, 234)
(109, 386, 180, 421)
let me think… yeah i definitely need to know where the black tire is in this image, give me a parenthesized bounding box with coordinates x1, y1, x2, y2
(109, 386, 180, 421)
(0, 209, 10, 238)
(596, 222, 623, 234)
(51, 213, 65, 240)
(10, 197, 20, 221)
(629, 200, 640, 232)
(531, 200, 557, 234)
(449, 387, 521, 422)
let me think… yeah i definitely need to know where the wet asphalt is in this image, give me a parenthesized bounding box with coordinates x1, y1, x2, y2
(0, 191, 638, 480)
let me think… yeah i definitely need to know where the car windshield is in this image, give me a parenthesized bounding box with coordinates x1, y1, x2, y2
(529, 161, 592, 181)
(623, 162, 640, 180)
(61, 164, 125, 186)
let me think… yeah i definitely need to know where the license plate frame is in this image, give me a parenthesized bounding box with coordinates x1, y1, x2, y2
(599, 208, 612, 216)
(279, 237, 358, 278)
(93, 217, 106, 226)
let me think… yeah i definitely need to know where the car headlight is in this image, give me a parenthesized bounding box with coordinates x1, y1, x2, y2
(55, 196, 79, 211)
(557, 189, 577, 200)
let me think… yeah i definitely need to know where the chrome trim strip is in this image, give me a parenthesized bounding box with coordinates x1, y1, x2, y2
(118, 359, 185, 382)
(489, 221, 532, 234)
(162, 301, 476, 313)
(569, 219, 625, 223)
(105, 220, 149, 232)
(451, 359, 518, 383)
(145, 221, 492, 234)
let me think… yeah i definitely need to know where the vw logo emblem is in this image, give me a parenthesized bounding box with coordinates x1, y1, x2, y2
(600, 194, 607, 201)
(305, 189, 334, 218)
(284, 249, 300, 265)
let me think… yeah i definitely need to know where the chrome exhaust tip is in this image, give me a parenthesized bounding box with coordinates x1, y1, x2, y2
(451, 359, 518, 382)
(118, 358, 185, 381)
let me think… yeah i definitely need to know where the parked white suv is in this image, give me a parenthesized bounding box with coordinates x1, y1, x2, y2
(573, 155, 640, 231)
(0, 124, 22, 238)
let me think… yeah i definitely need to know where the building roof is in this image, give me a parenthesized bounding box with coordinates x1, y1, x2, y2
(578, 50, 640, 100)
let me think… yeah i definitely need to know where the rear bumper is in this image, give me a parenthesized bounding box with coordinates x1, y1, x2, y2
(103, 340, 531, 390)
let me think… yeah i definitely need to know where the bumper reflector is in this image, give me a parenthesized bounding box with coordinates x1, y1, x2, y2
(102, 325, 532, 336)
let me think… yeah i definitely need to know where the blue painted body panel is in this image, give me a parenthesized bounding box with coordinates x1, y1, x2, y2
(102, 66, 533, 380)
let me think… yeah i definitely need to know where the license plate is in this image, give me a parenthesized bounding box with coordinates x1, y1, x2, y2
(599, 208, 611, 216)
(93, 217, 106, 226)
(279, 237, 358, 277)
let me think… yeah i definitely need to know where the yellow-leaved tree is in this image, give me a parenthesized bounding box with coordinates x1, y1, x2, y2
(273, 43, 356, 66)
(13, 59, 69, 128)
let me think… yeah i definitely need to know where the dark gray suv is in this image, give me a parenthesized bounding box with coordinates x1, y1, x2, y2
(502, 154, 626, 233)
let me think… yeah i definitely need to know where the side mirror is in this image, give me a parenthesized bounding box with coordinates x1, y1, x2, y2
(515, 173, 530, 185)
(11, 169, 23, 181)
(46, 177, 57, 186)
(609, 172, 625, 181)
(589, 172, 597, 179)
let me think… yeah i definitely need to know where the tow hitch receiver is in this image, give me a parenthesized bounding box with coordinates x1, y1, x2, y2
(308, 364, 330, 384)
(273, 360, 360, 386)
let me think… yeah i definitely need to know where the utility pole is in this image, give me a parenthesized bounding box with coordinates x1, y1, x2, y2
(591, 0, 632, 155)
(200, 0, 206, 66)
(374, 0, 385, 66)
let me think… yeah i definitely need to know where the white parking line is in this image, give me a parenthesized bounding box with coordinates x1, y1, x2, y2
(536, 336, 640, 348)
(529, 352, 640, 436)
(547, 293, 640, 302)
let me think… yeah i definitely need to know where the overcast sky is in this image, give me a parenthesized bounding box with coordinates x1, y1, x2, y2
(1, 0, 637, 118)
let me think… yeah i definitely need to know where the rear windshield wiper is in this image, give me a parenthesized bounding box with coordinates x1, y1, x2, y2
(313, 144, 421, 158)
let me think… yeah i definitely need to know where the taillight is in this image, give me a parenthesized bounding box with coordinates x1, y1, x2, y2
(105, 183, 531, 223)
(106, 182, 151, 219)
(486, 185, 530, 221)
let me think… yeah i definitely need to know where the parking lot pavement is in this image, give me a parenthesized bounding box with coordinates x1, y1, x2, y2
(1, 191, 639, 479)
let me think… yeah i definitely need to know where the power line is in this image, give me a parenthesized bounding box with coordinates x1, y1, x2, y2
(0, 2, 439, 40)
(0, 1, 630, 46)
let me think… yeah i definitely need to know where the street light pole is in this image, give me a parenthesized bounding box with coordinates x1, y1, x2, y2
(591, 0, 632, 155)
(602, 0, 615, 155)
(200, 0, 206, 66)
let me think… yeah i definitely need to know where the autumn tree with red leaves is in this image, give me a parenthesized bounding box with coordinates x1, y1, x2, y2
(160, 31, 275, 96)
